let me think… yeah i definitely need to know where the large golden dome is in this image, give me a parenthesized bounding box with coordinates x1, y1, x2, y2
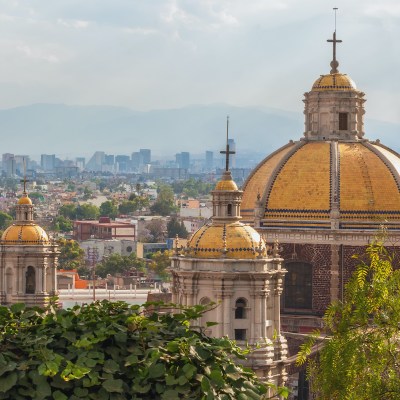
(241, 141, 400, 230)
(1, 224, 50, 245)
(187, 222, 266, 259)
(312, 73, 357, 92)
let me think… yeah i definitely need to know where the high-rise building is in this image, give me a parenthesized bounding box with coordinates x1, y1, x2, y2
(139, 149, 151, 165)
(205, 151, 213, 171)
(85, 151, 105, 172)
(131, 152, 142, 171)
(2, 153, 15, 177)
(115, 155, 130, 172)
(75, 157, 86, 171)
(176, 152, 190, 170)
(41, 154, 56, 172)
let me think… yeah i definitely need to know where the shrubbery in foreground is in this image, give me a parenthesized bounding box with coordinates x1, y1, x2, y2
(0, 301, 285, 399)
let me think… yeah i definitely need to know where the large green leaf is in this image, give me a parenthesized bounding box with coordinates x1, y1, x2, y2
(102, 378, 123, 393)
(0, 372, 17, 393)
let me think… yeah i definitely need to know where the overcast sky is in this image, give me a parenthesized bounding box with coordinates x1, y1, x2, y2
(0, 0, 399, 123)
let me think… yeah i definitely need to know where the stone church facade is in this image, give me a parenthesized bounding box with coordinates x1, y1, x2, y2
(240, 33, 400, 331)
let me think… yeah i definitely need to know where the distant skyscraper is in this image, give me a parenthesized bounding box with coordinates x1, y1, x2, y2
(86, 151, 105, 171)
(115, 155, 130, 172)
(14, 155, 30, 176)
(131, 152, 142, 171)
(76, 157, 86, 171)
(104, 154, 115, 166)
(205, 151, 213, 171)
(2, 153, 15, 177)
(41, 154, 56, 172)
(139, 149, 151, 165)
(176, 152, 190, 170)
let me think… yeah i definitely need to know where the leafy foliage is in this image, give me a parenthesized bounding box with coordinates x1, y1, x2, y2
(57, 239, 85, 271)
(167, 217, 189, 239)
(298, 233, 400, 399)
(150, 184, 177, 216)
(0, 211, 13, 230)
(171, 178, 214, 198)
(95, 253, 146, 278)
(0, 301, 286, 399)
(149, 250, 173, 280)
(99, 201, 119, 219)
(59, 204, 100, 220)
(52, 216, 73, 233)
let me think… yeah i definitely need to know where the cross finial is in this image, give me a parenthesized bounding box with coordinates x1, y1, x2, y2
(327, 8, 342, 74)
(220, 115, 236, 172)
(20, 157, 29, 194)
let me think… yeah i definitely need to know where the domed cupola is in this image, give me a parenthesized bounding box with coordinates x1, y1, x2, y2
(186, 118, 267, 259)
(1, 178, 50, 246)
(303, 30, 366, 141)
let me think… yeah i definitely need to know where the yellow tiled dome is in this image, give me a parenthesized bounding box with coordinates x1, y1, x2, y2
(241, 141, 400, 229)
(215, 179, 238, 191)
(312, 73, 357, 92)
(187, 223, 266, 259)
(1, 224, 50, 245)
(18, 195, 33, 205)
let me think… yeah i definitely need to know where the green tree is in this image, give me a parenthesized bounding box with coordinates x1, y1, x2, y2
(167, 217, 189, 239)
(150, 184, 177, 216)
(149, 250, 172, 280)
(99, 201, 119, 219)
(0, 301, 288, 399)
(28, 192, 45, 203)
(57, 238, 85, 270)
(298, 233, 400, 399)
(77, 204, 100, 220)
(59, 204, 100, 220)
(52, 216, 73, 233)
(96, 253, 146, 278)
(0, 211, 13, 230)
(118, 200, 139, 215)
(59, 204, 77, 219)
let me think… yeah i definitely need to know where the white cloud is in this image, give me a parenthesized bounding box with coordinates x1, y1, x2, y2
(57, 19, 90, 29)
(16, 44, 60, 63)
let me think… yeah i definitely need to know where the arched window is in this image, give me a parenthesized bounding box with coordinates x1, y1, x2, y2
(227, 204, 232, 216)
(235, 298, 247, 319)
(25, 266, 36, 294)
(284, 262, 312, 310)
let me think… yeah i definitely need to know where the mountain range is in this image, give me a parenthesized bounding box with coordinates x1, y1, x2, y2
(0, 103, 398, 160)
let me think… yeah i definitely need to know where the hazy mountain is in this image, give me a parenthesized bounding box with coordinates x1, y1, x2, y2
(0, 103, 398, 159)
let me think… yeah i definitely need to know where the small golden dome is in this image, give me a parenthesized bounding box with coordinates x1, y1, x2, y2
(18, 195, 32, 205)
(1, 224, 50, 245)
(187, 223, 266, 259)
(215, 179, 238, 191)
(312, 73, 356, 92)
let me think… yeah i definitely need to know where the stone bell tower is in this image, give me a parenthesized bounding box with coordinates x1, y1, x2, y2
(171, 119, 287, 389)
(0, 179, 58, 307)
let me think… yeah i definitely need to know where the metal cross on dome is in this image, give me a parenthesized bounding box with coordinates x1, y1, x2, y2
(327, 7, 342, 74)
(220, 116, 236, 172)
(20, 157, 29, 193)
